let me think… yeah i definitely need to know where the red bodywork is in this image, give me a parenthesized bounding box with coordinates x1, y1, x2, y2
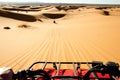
(37, 68, 110, 80)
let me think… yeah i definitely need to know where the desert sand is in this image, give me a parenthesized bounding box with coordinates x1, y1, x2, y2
(0, 4, 120, 72)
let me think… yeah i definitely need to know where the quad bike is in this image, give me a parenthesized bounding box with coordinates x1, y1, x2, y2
(11, 61, 120, 80)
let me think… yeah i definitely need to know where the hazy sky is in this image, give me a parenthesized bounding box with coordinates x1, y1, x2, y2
(1, 0, 120, 4)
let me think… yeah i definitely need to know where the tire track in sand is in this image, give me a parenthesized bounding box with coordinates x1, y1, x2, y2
(88, 40, 120, 63)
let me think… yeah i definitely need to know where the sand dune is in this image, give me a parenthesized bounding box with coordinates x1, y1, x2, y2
(0, 5, 120, 72)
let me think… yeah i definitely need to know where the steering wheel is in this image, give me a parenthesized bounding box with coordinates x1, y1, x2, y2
(27, 69, 51, 80)
(83, 65, 115, 80)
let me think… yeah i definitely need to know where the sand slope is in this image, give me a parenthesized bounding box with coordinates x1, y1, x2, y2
(0, 5, 120, 72)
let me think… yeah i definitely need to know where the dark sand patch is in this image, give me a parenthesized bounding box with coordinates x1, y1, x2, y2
(0, 10, 36, 22)
(42, 13, 66, 19)
(3, 26, 11, 29)
(95, 7, 108, 10)
(102, 10, 110, 16)
(55, 5, 79, 11)
(18, 5, 31, 8)
(18, 24, 31, 28)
